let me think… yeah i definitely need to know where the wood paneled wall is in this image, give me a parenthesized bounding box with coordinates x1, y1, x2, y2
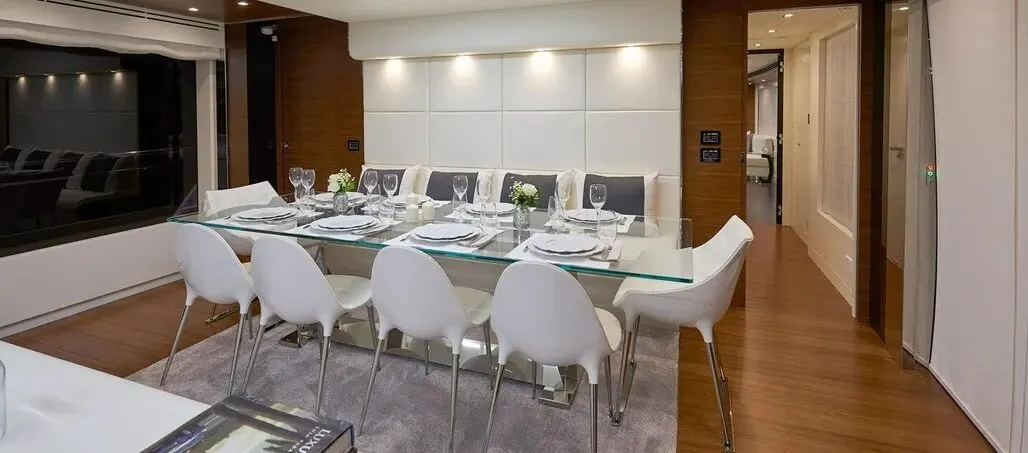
(225, 23, 249, 187)
(681, 0, 886, 319)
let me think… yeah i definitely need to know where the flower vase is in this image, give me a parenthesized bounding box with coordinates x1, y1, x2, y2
(332, 191, 349, 214)
(512, 205, 531, 230)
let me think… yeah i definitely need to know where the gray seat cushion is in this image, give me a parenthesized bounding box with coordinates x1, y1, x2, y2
(425, 171, 479, 202)
(498, 173, 556, 207)
(358, 168, 407, 195)
(581, 174, 645, 216)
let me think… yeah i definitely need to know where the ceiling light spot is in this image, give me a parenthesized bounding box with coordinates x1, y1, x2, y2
(188, 7, 199, 12)
(768, 29, 777, 33)
(237, 1, 250, 5)
(753, 43, 763, 47)
(783, 13, 795, 18)
(898, 6, 910, 11)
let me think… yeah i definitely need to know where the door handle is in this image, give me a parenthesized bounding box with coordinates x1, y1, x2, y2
(282, 140, 291, 151)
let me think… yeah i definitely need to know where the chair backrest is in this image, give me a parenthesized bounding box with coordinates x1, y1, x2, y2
(622, 215, 753, 339)
(176, 224, 254, 305)
(250, 236, 343, 330)
(491, 261, 613, 370)
(204, 181, 284, 215)
(370, 246, 474, 351)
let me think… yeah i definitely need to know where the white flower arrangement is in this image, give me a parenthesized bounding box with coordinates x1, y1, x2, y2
(327, 169, 357, 193)
(509, 181, 539, 207)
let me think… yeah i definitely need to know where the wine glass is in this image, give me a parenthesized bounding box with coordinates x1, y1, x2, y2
(475, 178, 491, 226)
(289, 167, 302, 204)
(453, 175, 468, 222)
(589, 183, 607, 225)
(382, 173, 398, 218)
(548, 195, 563, 232)
(363, 170, 379, 214)
(301, 168, 315, 214)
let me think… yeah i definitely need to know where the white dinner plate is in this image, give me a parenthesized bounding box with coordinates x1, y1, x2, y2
(313, 215, 377, 230)
(562, 209, 618, 224)
(313, 192, 366, 203)
(533, 235, 602, 254)
(530, 241, 604, 258)
(465, 202, 516, 215)
(412, 223, 479, 241)
(388, 194, 432, 206)
(232, 207, 299, 222)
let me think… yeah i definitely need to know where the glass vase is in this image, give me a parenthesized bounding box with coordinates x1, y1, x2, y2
(332, 191, 349, 214)
(512, 205, 531, 230)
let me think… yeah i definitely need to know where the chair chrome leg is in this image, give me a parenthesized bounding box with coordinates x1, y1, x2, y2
(482, 322, 494, 387)
(611, 324, 638, 426)
(241, 326, 266, 395)
(315, 329, 331, 415)
(359, 338, 386, 436)
(590, 382, 598, 453)
(604, 356, 614, 420)
(630, 316, 641, 366)
(448, 353, 460, 453)
(228, 315, 245, 395)
(366, 307, 381, 371)
(706, 341, 734, 453)
(160, 305, 191, 386)
(424, 341, 430, 375)
(483, 364, 505, 453)
(531, 361, 538, 399)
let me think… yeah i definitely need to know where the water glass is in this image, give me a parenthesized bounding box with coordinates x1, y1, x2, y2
(452, 192, 466, 223)
(548, 195, 563, 231)
(475, 179, 491, 226)
(597, 220, 617, 254)
(378, 197, 393, 224)
(480, 202, 499, 234)
(289, 167, 303, 203)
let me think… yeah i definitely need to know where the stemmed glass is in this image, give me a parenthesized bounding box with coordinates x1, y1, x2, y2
(382, 173, 398, 219)
(475, 178, 491, 227)
(548, 195, 563, 232)
(363, 170, 379, 214)
(453, 175, 468, 222)
(289, 167, 302, 205)
(301, 168, 315, 214)
(589, 183, 607, 227)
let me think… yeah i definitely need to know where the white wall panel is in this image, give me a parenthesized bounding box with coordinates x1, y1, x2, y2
(586, 45, 681, 111)
(656, 176, 680, 218)
(502, 50, 586, 111)
(429, 55, 503, 112)
(363, 59, 429, 112)
(364, 113, 429, 165)
(429, 112, 502, 168)
(502, 112, 585, 170)
(585, 111, 680, 175)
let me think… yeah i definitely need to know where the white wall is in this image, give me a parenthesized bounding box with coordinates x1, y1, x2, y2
(927, 0, 1017, 451)
(348, 0, 680, 60)
(755, 83, 779, 139)
(363, 45, 682, 217)
(781, 12, 860, 309)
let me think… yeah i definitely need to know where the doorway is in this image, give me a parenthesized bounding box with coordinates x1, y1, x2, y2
(745, 49, 784, 225)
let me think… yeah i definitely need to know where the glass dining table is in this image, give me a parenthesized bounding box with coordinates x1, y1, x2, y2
(169, 193, 694, 410)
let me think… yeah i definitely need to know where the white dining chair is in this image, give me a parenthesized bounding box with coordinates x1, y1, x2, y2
(240, 236, 373, 415)
(611, 215, 753, 453)
(359, 246, 494, 453)
(483, 261, 622, 453)
(162, 224, 256, 395)
(204, 181, 288, 256)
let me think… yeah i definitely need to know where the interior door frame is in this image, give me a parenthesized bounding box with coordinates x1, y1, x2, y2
(748, 48, 786, 224)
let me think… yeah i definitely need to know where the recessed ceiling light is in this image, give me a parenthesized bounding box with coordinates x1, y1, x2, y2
(898, 6, 910, 11)
(753, 43, 762, 47)
(761, 79, 767, 82)
(768, 29, 777, 33)
(188, 7, 199, 12)
(783, 13, 795, 18)
(237, 1, 250, 5)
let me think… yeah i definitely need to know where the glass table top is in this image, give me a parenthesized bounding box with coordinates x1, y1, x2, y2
(168, 193, 694, 283)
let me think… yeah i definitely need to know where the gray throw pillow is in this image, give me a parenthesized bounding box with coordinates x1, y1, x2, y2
(581, 174, 645, 216)
(499, 173, 556, 207)
(358, 168, 406, 195)
(425, 171, 478, 202)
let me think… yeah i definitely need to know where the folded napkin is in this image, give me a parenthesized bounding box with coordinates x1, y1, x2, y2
(545, 214, 636, 234)
(385, 230, 499, 253)
(505, 234, 623, 270)
(288, 220, 399, 241)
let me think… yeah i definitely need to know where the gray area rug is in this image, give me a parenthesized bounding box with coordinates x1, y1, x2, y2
(129, 322, 678, 452)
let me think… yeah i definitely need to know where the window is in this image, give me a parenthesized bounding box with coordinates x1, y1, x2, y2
(820, 25, 859, 231)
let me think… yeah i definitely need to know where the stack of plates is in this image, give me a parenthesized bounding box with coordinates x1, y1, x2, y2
(465, 202, 516, 216)
(388, 194, 432, 207)
(312, 192, 367, 207)
(410, 223, 479, 243)
(530, 235, 604, 258)
(562, 209, 618, 224)
(311, 215, 378, 232)
(231, 207, 299, 222)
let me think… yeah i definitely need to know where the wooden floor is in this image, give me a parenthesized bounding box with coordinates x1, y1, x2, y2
(6, 225, 992, 452)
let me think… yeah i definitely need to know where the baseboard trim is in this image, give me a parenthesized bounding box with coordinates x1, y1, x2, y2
(902, 344, 930, 367)
(928, 364, 1006, 453)
(0, 273, 182, 338)
(806, 243, 856, 315)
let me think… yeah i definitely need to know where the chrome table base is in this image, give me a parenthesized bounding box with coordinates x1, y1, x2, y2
(279, 313, 582, 409)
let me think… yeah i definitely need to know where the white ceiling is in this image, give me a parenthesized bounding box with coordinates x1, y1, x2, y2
(260, 0, 597, 22)
(747, 6, 858, 50)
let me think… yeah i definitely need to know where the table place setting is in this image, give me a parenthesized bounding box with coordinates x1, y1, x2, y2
(207, 206, 306, 233)
(547, 208, 637, 234)
(385, 223, 500, 253)
(444, 202, 534, 223)
(288, 214, 398, 240)
(505, 233, 623, 269)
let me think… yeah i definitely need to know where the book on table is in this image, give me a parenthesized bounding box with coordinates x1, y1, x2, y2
(143, 395, 355, 453)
